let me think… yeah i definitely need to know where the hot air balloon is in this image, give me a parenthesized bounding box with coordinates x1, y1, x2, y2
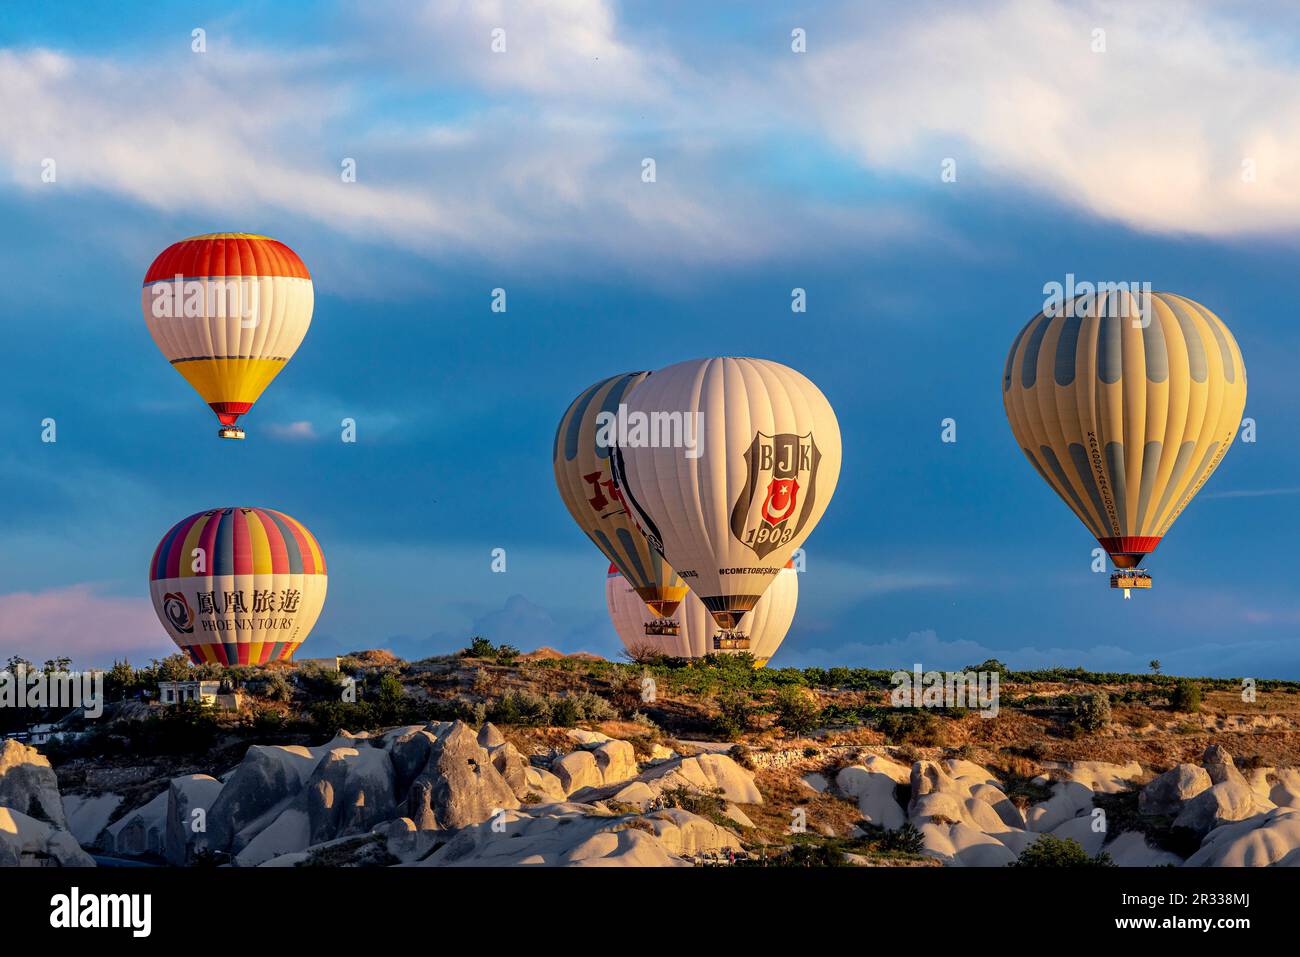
(554, 372, 688, 620)
(1003, 290, 1246, 596)
(142, 233, 314, 440)
(613, 357, 841, 652)
(606, 562, 799, 665)
(149, 507, 327, 665)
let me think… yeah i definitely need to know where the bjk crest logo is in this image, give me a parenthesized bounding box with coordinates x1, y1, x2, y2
(163, 591, 195, 634)
(762, 478, 800, 524)
(730, 432, 820, 559)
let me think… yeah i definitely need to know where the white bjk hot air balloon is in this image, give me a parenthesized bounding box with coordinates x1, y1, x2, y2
(612, 357, 840, 653)
(606, 563, 798, 665)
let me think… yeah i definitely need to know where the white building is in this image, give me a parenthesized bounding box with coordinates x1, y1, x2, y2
(157, 680, 222, 706)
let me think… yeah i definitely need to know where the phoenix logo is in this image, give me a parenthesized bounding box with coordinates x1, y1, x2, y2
(730, 432, 820, 559)
(162, 591, 195, 634)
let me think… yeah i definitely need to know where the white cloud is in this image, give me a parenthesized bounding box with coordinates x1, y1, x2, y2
(0, 48, 470, 249)
(793, 0, 1300, 235)
(266, 420, 318, 442)
(3, 0, 1298, 280)
(358, 0, 674, 101)
(0, 10, 928, 273)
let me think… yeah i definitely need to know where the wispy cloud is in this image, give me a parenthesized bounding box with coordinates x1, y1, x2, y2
(9, 0, 1294, 273)
(775, 626, 1300, 679)
(792, 0, 1300, 236)
(1204, 487, 1300, 499)
(266, 420, 319, 442)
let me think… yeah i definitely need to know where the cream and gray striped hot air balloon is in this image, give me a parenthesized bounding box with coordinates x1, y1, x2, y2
(613, 357, 840, 645)
(1003, 289, 1247, 595)
(605, 562, 798, 665)
(554, 372, 688, 618)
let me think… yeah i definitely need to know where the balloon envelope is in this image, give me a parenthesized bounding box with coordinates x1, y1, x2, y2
(614, 357, 840, 629)
(150, 507, 327, 665)
(554, 371, 687, 617)
(1003, 290, 1246, 568)
(606, 562, 798, 665)
(142, 233, 313, 436)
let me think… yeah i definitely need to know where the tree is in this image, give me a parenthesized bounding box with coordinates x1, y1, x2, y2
(1071, 690, 1111, 733)
(466, 636, 495, 658)
(713, 691, 756, 738)
(774, 685, 820, 736)
(105, 660, 138, 700)
(1010, 835, 1114, 867)
(1170, 680, 1202, 713)
(262, 672, 293, 703)
(1149, 659, 1162, 674)
(968, 658, 1011, 678)
(156, 653, 193, 682)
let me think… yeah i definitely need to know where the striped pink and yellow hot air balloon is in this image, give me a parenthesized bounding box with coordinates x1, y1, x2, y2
(142, 233, 314, 440)
(149, 507, 327, 665)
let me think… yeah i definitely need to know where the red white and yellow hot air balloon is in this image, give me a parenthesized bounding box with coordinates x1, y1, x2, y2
(606, 562, 799, 665)
(142, 233, 313, 439)
(149, 507, 327, 665)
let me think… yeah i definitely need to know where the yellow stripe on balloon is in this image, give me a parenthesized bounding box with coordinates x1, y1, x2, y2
(172, 357, 288, 406)
(295, 518, 326, 572)
(179, 513, 212, 578)
(246, 510, 274, 575)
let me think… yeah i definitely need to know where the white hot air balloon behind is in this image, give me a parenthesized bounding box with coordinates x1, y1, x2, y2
(613, 357, 840, 652)
(606, 563, 798, 665)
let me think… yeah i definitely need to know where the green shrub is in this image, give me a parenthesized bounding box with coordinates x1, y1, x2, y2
(466, 636, 495, 658)
(967, 659, 1011, 678)
(487, 690, 552, 726)
(1170, 680, 1202, 713)
(878, 822, 925, 854)
(775, 843, 846, 867)
(550, 696, 580, 727)
(877, 710, 944, 746)
(774, 685, 820, 736)
(1070, 690, 1112, 732)
(713, 691, 756, 738)
(297, 663, 346, 699)
(1009, 835, 1114, 867)
(262, 672, 293, 703)
(571, 691, 616, 722)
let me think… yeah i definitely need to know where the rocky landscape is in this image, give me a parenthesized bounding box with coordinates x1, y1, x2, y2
(6, 648, 1300, 867)
(4, 718, 1300, 867)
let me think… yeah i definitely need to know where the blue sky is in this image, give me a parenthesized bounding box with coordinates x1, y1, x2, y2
(2, 0, 1299, 676)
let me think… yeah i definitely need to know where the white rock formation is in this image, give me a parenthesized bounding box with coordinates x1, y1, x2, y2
(1185, 807, 1300, 866)
(62, 793, 122, 847)
(626, 754, 762, 805)
(0, 739, 69, 827)
(0, 806, 95, 867)
(416, 802, 736, 867)
(165, 774, 224, 865)
(836, 763, 906, 830)
(104, 789, 168, 857)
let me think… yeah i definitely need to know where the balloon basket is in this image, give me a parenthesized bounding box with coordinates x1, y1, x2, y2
(218, 425, 246, 440)
(1110, 569, 1151, 599)
(644, 619, 681, 638)
(712, 632, 751, 651)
